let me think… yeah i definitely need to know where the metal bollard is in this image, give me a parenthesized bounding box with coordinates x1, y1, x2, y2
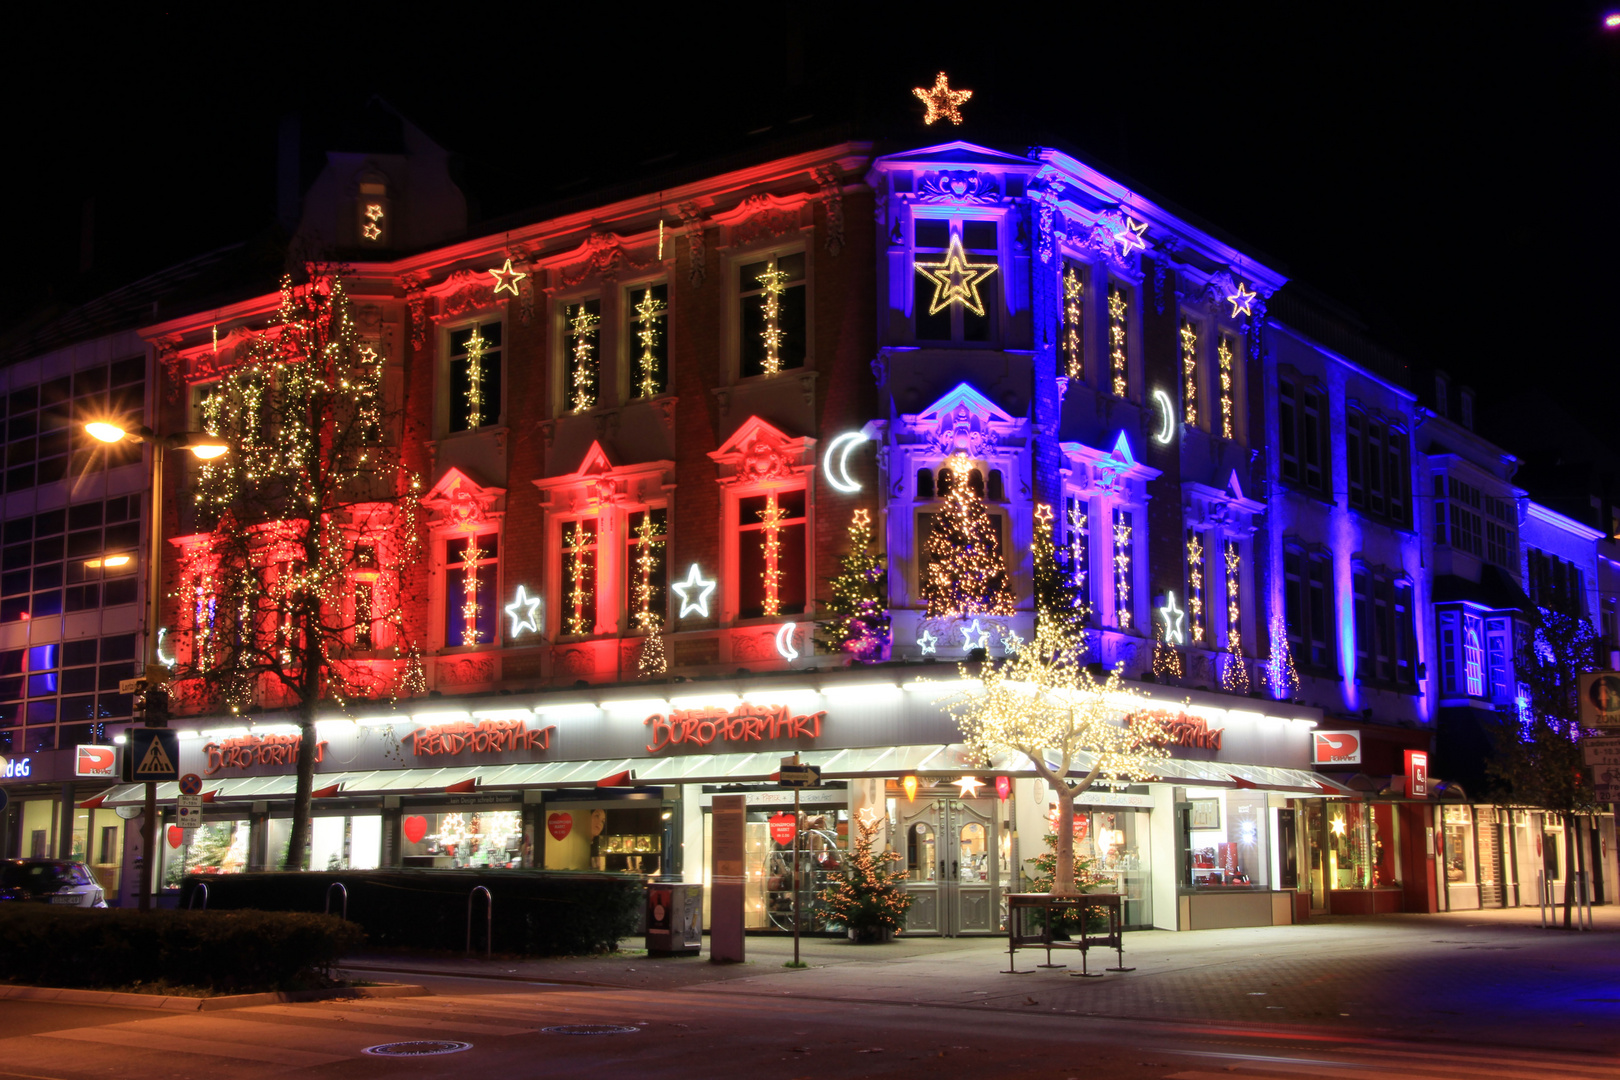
(467, 886, 492, 957)
(325, 881, 348, 922)
(188, 881, 209, 910)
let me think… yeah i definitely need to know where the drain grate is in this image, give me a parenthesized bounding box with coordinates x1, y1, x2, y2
(363, 1041, 474, 1057)
(542, 1024, 640, 1035)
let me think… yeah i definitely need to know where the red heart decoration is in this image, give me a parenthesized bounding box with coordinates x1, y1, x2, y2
(167, 826, 184, 849)
(402, 815, 428, 845)
(769, 813, 796, 846)
(547, 812, 573, 841)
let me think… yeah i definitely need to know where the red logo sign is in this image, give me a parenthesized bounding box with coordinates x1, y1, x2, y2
(408, 718, 555, 758)
(768, 813, 796, 845)
(1405, 749, 1429, 798)
(547, 812, 574, 841)
(402, 815, 428, 845)
(644, 702, 826, 753)
(74, 745, 117, 778)
(204, 734, 327, 775)
(1313, 731, 1363, 765)
(1128, 710, 1224, 750)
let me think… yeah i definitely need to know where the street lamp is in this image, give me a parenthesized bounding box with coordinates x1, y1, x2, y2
(85, 418, 232, 911)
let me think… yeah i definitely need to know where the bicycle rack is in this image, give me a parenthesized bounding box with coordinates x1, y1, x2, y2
(467, 886, 492, 957)
(188, 882, 209, 911)
(325, 882, 348, 922)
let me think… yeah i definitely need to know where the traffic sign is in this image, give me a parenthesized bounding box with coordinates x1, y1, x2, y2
(778, 764, 822, 788)
(178, 773, 202, 796)
(176, 794, 203, 830)
(1583, 736, 1620, 767)
(124, 729, 180, 782)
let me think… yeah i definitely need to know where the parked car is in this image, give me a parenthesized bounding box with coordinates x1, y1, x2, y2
(0, 859, 108, 907)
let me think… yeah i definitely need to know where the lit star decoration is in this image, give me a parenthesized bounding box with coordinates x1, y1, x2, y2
(1114, 217, 1149, 259)
(1107, 285, 1129, 397)
(915, 234, 999, 317)
(758, 492, 786, 617)
(913, 71, 972, 126)
(1001, 629, 1024, 655)
(459, 540, 484, 646)
(917, 629, 938, 654)
(563, 521, 594, 637)
(488, 257, 527, 298)
(504, 585, 541, 638)
(953, 776, 987, 798)
(1180, 320, 1199, 425)
(964, 619, 991, 651)
(756, 267, 790, 376)
(672, 563, 716, 618)
(569, 304, 600, 413)
(1187, 532, 1205, 645)
(632, 511, 667, 676)
(1226, 281, 1257, 318)
(1217, 335, 1236, 440)
(362, 203, 384, 242)
(633, 287, 666, 398)
(1157, 591, 1185, 646)
(463, 329, 488, 431)
(1062, 266, 1084, 379)
(1330, 816, 1347, 838)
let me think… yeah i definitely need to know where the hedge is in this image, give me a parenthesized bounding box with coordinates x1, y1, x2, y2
(180, 869, 643, 956)
(0, 905, 362, 992)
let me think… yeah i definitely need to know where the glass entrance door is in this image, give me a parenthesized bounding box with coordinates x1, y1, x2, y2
(896, 797, 1003, 936)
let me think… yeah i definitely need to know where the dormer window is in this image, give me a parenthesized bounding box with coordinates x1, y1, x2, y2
(914, 218, 998, 343)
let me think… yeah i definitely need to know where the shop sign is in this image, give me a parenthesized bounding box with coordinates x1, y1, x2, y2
(644, 702, 827, 753)
(1132, 711, 1223, 751)
(1578, 671, 1620, 730)
(547, 812, 573, 840)
(768, 813, 796, 845)
(1075, 790, 1155, 809)
(1581, 735, 1620, 767)
(1312, 731, 1362, 766)
(408, 718, 556, 758)
(0, 755, 33, 780)
(1405, 749, 1429, 798)
(75, 745, 119, 778)
(205, 733, 327, 776)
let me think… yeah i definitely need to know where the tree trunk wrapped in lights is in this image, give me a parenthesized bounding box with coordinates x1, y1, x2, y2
(816, 509, 889, 661)
(948, 621, 1169, 896)
(176, 269, 423, 871)
(920, 453, 1014, 619)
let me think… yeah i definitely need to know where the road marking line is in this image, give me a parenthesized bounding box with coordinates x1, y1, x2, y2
(245, 1005, 532, 1036)
(1332, 1046, 1620, 1076)
(35, 1027, 347, 1066)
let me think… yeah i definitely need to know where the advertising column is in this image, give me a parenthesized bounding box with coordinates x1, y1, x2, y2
(710, 794, 746, 962)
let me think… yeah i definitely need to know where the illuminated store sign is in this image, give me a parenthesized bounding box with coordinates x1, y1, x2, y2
(408, 718, 556, 758)
(206, 734, 327, 776)
(645, 702, 827, 753)
(0, 755, 32, 779)
(1130, 711, 1224, 751)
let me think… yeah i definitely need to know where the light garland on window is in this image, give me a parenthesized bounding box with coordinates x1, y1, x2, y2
(1218, 335, 1236, 440)
(463, 330, 488, 431)
(569, 304, 600, 414)
(1112, 507, 1132, 629)
(1221, 538, 1248, 694)
(633, 512, 666, 676)
(1067, 500, 1088, 595)
(1108, 285, 1128, 398)
(459, 541, 483, 646)
(633, 287, 666, 398)
(1186, 531, 1205, 646)
(1063, 266, 1084, 379)
(757, 267, 789, 375)
(1180, 320, 1198, 426)
(758, 492, 786, 617)
(564, 521, 593, 637)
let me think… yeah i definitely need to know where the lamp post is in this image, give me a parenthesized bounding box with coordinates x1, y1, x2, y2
(86, 420, 229, 911)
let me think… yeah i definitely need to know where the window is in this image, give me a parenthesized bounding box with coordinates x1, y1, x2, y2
(559, 520, 598, 637)
(1278, 372, 1329, 495)
(357, 179, 389, 246)
(1485, 615, 1514, 703)
(1462, 614, 1485, 697)
(1217, 334, 1238, 441)
(915, 220, 996, 344)
(626, 507, 668, 633)
(3, 498, 138, 624)
(1434, 373, 1449, 418)
(1179, 319, 1200, 426)
(1527, 549, 1584, 617)
(1066, 496, 1090, 620)
(627, 283, 669, 399)
(1223, 538, 1243, 652)
(738, 489, 806, 619)
(562, 300, 601, 414)
(1385, 428, 1408, 527)
(1186, 530, 1205, 647)
(1394, 580, 1417, 685)
(1284, 545, 1335, 672)
(448, 322, 502, 434)
(1112, 508, 1133, 629)
(1062, 262, 1085, 380)
(740, 252, 806, 375)
(1353, 566, 1373, 674)
(0, 634, 133, 754)
(1460, 389, 1475, 431)
(351, 541, 378, 651)
(3, 359, 144, 493)
(445, 532, 498, 646)
(1347, 411, 1365, 508)
(1353, 566, 1406, 685)
(1436, 475, 1515, 569)
(1107, 283, 1130, 398)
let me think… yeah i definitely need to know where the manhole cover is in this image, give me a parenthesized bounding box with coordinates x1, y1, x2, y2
(363, 1041, 473, 1057)
(542, 1024, 639, 1035)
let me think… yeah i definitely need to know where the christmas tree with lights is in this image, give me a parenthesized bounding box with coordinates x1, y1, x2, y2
(1032, 504, 1088, 647)
(921, 454, 1015, 619)
(818, 810, 913, 941)
(817, 509, 889, 661)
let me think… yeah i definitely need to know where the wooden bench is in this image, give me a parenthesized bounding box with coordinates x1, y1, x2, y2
(1005, 892, 1133, 977)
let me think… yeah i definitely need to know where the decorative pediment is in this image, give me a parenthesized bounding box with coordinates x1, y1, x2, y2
(708, 416, 815, 486)
(1184, 473, 1265, 533)
(554, 231, 653, 288)
(427, 269, 498, 322)
(1061, 430, 1161, 495)
(900, 382, 1026, 458)
(871, 140, 1036, 170)
(421, 468, 506, 533)
(711, 193, 809, 249)
(532, 440, 675, 512)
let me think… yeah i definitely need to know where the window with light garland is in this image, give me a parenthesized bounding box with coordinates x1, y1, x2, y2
(916, 459, 1011, 617)
(562, 299, 601, 414)
(738, 252, 805, 378)
(557, 519, 598, 638)
(443, 532, 498, 647)
(1064, 494, 1091, 623)
(447, 322, 502, 434)
(914, 218, 998, 343)
(737, 488, 806, 619)
(625, 283, 668, 399)
(1061, 261, 1086, 381)
(625, 507, 669, 631)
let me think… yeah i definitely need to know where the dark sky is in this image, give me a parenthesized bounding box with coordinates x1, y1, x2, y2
(6, 4, 1616, 443)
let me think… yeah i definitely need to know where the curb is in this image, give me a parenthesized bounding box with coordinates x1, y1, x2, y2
(0, 981, 428, 1012)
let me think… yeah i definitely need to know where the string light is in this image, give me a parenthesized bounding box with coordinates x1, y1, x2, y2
(1033, 502, 1087, 644)
(671, 563, 716, 618)
(1113, 217, 1149, 258)
(1269, 613, 1300, 700)
(632, 511, 667, 676)
(1226, 281, 1258, 318)
(1225, 538, 1242, 655)
(1062, 266, 1084, 379)
(487, 257, 527, 297)
(1153, 624, 1183, 681)
(1112, 508, 1132, 629)
(1180, 320, 1198, 426)
(757, 267, 789, 376)
(1218, 335, 1236, 441)
(505, 585, 541, 638)
(1186, 532, 1205, 646)
(821, 508, 889, 662)
(1157, 590, 1185, 645)
(758, 492, 786, 617)
(1108, 284, 1128, 398)
(362, 204, 383, 242)
(1067, 499, 1088, 595)
(564, 520, 594, 637)
(915, 234, 998, 317)
(459, 539, 483, 646)
(569, 304, 600, 413)
(463, 329, 487, 431)
(912, 71, 972, 125)
(817, 809, 914, 937)
(920, 454, 1015, 619)
(633, 287, 666, 398)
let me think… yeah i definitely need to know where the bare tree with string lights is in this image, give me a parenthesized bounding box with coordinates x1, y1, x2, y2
(168, 268, 423, 870)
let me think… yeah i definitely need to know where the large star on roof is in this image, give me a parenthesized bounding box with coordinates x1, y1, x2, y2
(1226, 281, 1258, 318)
(913, 72, 972, 126)
(1114, 217, 1149, 259)
(488, 257, 528, 297)
(915, 234, 999, 317)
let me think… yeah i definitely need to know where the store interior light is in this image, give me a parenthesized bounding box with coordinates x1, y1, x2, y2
(533, 702, 600, 717)
(112, 733, 127, 745)
(408, 711, 472, 726)
(85, 555, 133, 570)
(469, 708, 538, 721)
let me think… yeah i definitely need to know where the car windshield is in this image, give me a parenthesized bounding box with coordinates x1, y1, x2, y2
(1, 864, 71, 891)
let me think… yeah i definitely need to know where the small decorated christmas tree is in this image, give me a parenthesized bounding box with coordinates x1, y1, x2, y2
(817, 509, 890, 661)
(1025, 831, 1105, 934)
(818, 809, 913, 941)
(921, 454, 1015, 619)
(1268, 615, 1300, 700)
(1032, 503, 1088, 647)
(1221, 641, 1250, 695)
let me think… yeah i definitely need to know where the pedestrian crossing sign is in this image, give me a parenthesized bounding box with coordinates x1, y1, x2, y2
(124, 729, 180, 782)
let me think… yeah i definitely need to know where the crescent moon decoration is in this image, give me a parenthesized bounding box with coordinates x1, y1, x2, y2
(775, 622, 800, 661)
(156, 627, 176, 669)
(822, 431, 868, 494)
(1151, 389, 1175, 445)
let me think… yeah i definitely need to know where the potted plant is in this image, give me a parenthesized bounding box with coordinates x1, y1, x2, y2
(819, 809, 913, 943)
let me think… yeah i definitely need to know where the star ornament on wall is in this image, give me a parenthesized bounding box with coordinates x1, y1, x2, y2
(915, 234, 999, 317)
(488, 257, 528, 297)
(1157, 590, 1186, 646)
(1114, 217, 1149, 259)
(963, 619, 991, 650)
(917, 629, 939, 655)
(504, 585, 542, 637)
(1226, 281, 1258, 318)
(954, 776, 987, 798)
(671, 563, 717, 618)
(913, 71, 972, 125)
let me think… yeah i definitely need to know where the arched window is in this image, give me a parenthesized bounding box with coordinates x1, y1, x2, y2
(916, 468, 934, 499)
(968, 469, 984, 499)
(987, 469, 1004, 502)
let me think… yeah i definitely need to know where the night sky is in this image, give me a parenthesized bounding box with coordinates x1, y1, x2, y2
(6, 5, 1616, 449)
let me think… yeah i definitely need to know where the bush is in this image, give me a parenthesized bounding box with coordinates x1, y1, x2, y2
(180, 869, 642, 956)
(0, 906, 362, 993)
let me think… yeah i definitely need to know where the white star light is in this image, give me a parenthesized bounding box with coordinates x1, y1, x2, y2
(1158, 591, 1186, 646)
(505, 585, 541, 638)
(1226, 281, 1258, 318)
(963, 619, 992, 651)
(1001, 629, 1025, 655)
(671, 563, 717, 618)
(954, 776, 987, 798)
(1114, 217, 1149, 258)
(917, 629, 938, 654)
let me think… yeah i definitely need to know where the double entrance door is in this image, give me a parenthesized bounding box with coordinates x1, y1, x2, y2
(896, 797, 1005, 936)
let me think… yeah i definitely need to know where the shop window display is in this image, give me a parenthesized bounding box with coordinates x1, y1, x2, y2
(1045, 796, 1153, 929)
(310, 815, 382, 871)
(542, 803, 665, 874)
(402, 810, 525, 869)
(1183, 787, 1268, 891)
(1443, 804, 1474, 884)
(163, 819, 250, 889)
(702, 801, 849, 932)
(69, 806, 124, 896)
